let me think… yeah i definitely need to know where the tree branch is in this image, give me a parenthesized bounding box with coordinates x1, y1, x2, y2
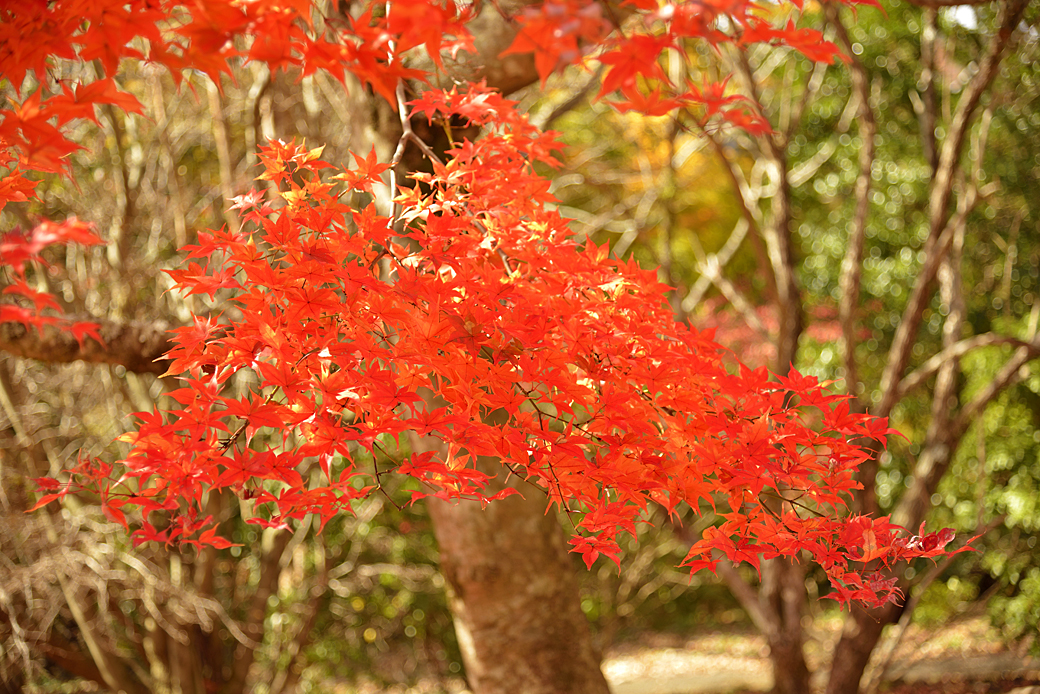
(731, 47, 802, 373)
(826, 2, 877, 401)
(682, 217, 750, 312)
(929, 0, 1029, 239)
(228, 528, 291, 693)
(876, 0, 1029, 416)
(897, 332, 1040, 399)
(952, 341, 1039, 441)
(902, 0, 997, 7)
(0, 318, 173, 374)
(714, 558, 778, 637)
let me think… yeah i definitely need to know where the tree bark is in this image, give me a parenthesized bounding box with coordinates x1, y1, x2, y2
(0, 318, 172, 374)
(408, 413, 606, 694)
(761, 558, 811, 694)
(426, 476, 610, 694)
(825, 603, 900, 694)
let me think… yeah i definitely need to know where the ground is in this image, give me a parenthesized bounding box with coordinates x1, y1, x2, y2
(333, 615, 1040, 693)
(604, 616, 1040, 694)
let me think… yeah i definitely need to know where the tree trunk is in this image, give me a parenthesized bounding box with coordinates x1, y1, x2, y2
(761, 556, 811, 694)
(825, 436, 956, 694)
(825, 604, 899, 694)
(426, 470, 610, 694)
(394, 7, 613, 680)
(761, 153, 811, 694)
(769, 632, 811, 694)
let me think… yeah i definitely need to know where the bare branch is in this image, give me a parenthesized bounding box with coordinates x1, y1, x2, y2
(876, 184, 969, 416)
(715, 559, 778, 636)
(826, 3, 877, 400)
(558, 193, 642, 240)
(926, 183, 967, 453)
(785, 59, 829, 144)
(691, 120, 778, 307)
(534, 65, 605, 130)
(95, 68, 138, 273)
(228, 529, 291, 693)
(787, 84, 860, 187)
(917, 11, 939, 174)
(693, 122, 764, 230)
(903, 0, 996, 7)
(697, 255, 770, 336)
(952, 342, 1040, 441)
(729, 47, 802, 372)
(897, 332, 1040, 399)
(929, 0, 1029, 240)
(877, 0, 1030, 416)
(207, 80, 242, 235)
(148, 69, 189, 249)
(682, 217, 750, 312)
(270, 540, 329, 694)
(388, 80, 444, 221)
(0, 318, 172, 375)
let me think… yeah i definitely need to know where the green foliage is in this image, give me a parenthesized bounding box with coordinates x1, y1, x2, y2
(913, 576, 979, 629)
(576, 506, 747, 645)
(252, 495, 463, 691)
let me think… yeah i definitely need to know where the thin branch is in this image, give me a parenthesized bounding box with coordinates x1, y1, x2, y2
(787, 75, 861, 188)
(785, 59, 829, 144)
(929, 0, 1029, 240)
(715, 558, 778, 637)
(270, 541, 329, 694)
(148, 69, 188, 249)
(206, 79, 242, 235)
(94, 67, 138, 275)
(682, 217, 750, 312)
(559, 193, 641, 240)
(1, 368, 148, 694)
(952, 341, 1040, 441)
(877, 0, 1029, 416)
(0, 318, 173, 374)
(826, 2, 877, 400)
(917, 10, 939, 174)
(228, 528, 291, 692)
(698, 255, 770, 336)
(925, 170, 967, 454)
(535, 64, 605, 130)
(388, 80, 444, 220)
(729, 46, 801, 372)
(897, 332, 1040, 399)
(690, 119, 765, 232)
(876, 205, 959, 416)
(116, 550, 259, 648)
(689, 114, 779, 308)
(903, 0, 996, 7)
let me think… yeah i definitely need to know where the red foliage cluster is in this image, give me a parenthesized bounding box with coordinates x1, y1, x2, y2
(3, 0, 960, 608)
(0, 217, 104, 340)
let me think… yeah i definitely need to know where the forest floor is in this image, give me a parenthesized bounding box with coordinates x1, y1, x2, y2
(342, 615, 1040, 694)
(603, 615, 1040, 694)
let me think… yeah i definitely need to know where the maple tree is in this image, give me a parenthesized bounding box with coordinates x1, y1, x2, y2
(1, 0, 963, 624)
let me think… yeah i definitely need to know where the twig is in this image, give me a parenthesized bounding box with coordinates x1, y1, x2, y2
(386, 78, 445, 222)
